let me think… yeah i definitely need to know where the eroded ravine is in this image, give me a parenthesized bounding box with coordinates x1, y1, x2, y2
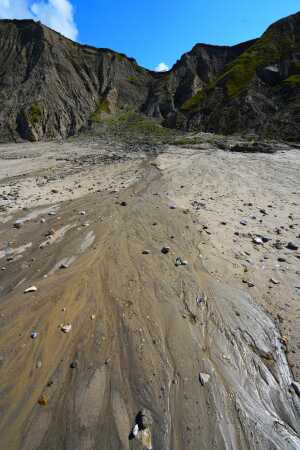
(0, 160, 299, 450)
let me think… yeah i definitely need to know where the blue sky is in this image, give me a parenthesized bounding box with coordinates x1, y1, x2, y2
(0, 1, 299, 70)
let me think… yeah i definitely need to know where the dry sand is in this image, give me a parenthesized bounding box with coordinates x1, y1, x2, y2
(0, 138, 299, 450)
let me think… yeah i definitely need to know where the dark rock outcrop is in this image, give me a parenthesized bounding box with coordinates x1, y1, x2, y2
(180, 11, 300, 141)
(0, 11, 300, 141)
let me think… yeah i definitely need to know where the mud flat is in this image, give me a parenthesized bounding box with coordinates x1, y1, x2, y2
(0, 138, 299, 449)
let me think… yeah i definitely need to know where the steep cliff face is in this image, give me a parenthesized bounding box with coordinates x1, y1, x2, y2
(0, 12, 300, 142)
(0, 20, 153, 142)
(180, 12, 300, 140)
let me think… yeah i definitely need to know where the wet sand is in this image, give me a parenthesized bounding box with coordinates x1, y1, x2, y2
(0, 139, 299, 449)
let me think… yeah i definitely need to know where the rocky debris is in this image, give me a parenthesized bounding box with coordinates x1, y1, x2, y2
(175, 257, 188, 267)
(70, 361, 78, 369)
(196, 294, 207, 306)
(31, 331, 38, 339)
(60, 324, 72, 333)
(278, 257, 287, 262)
(274, 240, 285, 250)
(286, 242, 298, 251)
(253, 236, 263, 245)
(270, 278, 280, 285)
(199, 372, 210, 385)
(243, 279, 255, 288)
(130, 409, 153, 449)
(228, 142, 278, 154)
(120, 201, 127, 206)
(36, 360, 42, 369)
(13, 220, 23, 229)
(161, 246, 170, 254)
(169, 204, 177, 210)
(24, 286, 37, 293)
(142, 250, 151, 255)
(38, 395, 48, 406)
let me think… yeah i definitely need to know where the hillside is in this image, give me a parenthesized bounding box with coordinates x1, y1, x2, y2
(0, 12, 299, 141)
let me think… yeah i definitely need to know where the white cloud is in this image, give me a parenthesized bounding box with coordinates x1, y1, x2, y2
(0, 0, 78, 40)
(155, 62, 169, 72)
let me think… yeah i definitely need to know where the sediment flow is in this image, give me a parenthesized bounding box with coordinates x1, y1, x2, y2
(0, 139, 299, 449)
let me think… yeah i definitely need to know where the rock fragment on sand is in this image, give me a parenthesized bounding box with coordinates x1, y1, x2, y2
(38, 394, 48, 406)
(161, 246, 170, 254)
(253, 236, 263, 245)
(36, 360, 42, 369)
(14, 220, 22, 229)
(286, 242, 298, 251)
(175, 257, 188, 267)
(199, 372, 210, 385)
(24, 286, 37, 293)
(142, 250, 151, 255)
(270, 278, 280, 285)
(31, 331, 38, 339)
(70, 360, 78, 369)
(61, 323, 72, 333)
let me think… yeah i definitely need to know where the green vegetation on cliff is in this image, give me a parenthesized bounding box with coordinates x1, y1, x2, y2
(90, 110, 178, 143)
(28, 103, 42, 125)
(219, 26, 296, 97)
(90, 99, 111, 122)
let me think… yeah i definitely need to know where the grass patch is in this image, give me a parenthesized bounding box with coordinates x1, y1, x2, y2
(127, 76, 139, 84)
(181, 90, 206, 112)
(91, 110, 179, 143)
(90, 99, 111, 122)
(283, 74, 300, 87)
(218, 27, 296, 97)
(28, 103, 42, 125)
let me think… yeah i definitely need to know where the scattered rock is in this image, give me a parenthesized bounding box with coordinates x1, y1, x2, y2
(196, 294, 206, 306)
(91, 314, 96, 320)
(80, 211, 86, 215)
(142, 250, 151, 255)
(240, 220, 247, 226)
(278, 257, 286, 262)
(59, 263, 69, 269)
(70, 361, 78, 369)
(199, 372, 210, 385)
(31, 331, 38, 339)
(274, 241, 284, 250)
(38, 394, 48, 406)
(120, 201, 127, 206)
(286, 242, 298, 251)
(169, 204, 177, 209)
(24, 286, 37, 293)
(270, 278, 280, 285)
(36, 360, 42, 369)
(61, 323, 72, 333)
(253, 236, 263, 245)
(135, 408, 153, 430)
(161, 246, 170, 254)
(175, 257, 188, 267)
(14, 220, 22, 229)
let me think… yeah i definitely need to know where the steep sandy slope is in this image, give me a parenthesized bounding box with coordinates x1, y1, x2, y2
(0, 144, 299, 450)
